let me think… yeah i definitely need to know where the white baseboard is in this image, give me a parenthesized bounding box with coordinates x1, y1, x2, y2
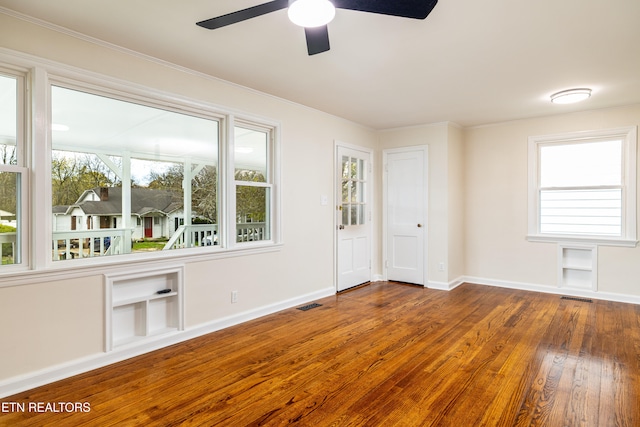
(0, 286, 335, 399)
(427, 277, 464, 291)
(5, 276, 638, 399)
(461, 276, 640, 305)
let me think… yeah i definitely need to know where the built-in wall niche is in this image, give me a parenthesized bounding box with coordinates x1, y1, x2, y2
(105, 266, 184, 352)
(558, 244, 597, 291)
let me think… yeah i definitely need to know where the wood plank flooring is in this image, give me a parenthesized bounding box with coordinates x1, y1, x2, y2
(2, 282, 639, 426)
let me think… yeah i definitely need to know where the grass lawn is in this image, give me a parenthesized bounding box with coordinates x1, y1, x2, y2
(132, 239, 168, 251)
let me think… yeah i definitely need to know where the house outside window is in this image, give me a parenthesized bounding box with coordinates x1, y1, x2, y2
(528, 127, 637, 246)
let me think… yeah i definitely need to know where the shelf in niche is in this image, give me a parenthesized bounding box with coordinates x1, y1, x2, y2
(561, 264, 592, 271)
(113, 291, 179, 308)
(558, 244, 597, 291)
(105, 267, 184, 352)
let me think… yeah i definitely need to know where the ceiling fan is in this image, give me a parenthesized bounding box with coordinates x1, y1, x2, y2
(197, 0, 438, 56)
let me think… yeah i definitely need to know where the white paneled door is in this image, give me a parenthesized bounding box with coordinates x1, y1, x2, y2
(336, 145, 372, 291)
(384, 147, 428, 285)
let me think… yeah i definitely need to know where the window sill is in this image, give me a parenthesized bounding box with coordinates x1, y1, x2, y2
(527, 234, 638, 248)
(0, 242, 283, 288)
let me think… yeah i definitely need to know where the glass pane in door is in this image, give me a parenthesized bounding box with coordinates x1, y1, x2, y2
(339, 153, 367, 227)
(342, 156, 349, 179)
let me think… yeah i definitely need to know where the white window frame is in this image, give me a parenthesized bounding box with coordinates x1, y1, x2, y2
(228, 118, 280, 249)
(0, 67, 29, 272)
(528, 127, 637, 247)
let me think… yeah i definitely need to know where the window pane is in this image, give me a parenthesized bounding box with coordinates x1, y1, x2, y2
(540, 189, 622, 236)
(340, 154, 367, 227)
(342, 180, 349, 203)
(540, 140, 622, 187)
(342, 156, 349, 179)
(234, 125, 272, 244)
(357, 182, 365, 203)
(350, 204, 358, 226)
(51, 86, 219, 260)
(0, 171, 20, 265)
(192, 165, 218, 246)
(236, 185, 270, 242)
(235, 126, 267, 182)
(350, 180, 358, 202)
(349, 157, 357, 179)
(0, 74, 17, 165)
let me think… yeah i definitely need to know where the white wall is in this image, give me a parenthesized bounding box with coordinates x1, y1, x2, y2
(0, 13, 378, 389)
(464, 105, 640, 298)
(447, 123, 465, 282)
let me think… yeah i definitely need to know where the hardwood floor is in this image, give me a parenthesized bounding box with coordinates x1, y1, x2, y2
(2, 282, 639, 426)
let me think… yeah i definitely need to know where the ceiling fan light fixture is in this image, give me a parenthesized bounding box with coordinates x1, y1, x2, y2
(288, 0, 336, 28)
(550, 88, 592, 104)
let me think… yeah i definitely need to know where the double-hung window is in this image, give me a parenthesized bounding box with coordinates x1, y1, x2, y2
(233, 123, 274, 244)
(0, 71, 28, 269)
(528, 127, 637, 245)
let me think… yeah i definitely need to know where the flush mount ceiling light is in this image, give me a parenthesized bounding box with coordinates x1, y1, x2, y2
(550, 88, 592, 104)
(288, 0, 336, 27)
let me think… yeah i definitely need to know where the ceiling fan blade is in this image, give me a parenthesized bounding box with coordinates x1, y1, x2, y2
(197, 0, 289, 30)
(304, 26, 331, 55)
(333, 0, 438, 19)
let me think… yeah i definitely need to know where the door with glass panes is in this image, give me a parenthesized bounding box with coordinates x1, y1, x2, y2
(336, 145, 371, 291)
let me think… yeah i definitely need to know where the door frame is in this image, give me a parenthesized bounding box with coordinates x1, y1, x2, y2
(334, 141, 374, 292)
(382, 145, 429, 285)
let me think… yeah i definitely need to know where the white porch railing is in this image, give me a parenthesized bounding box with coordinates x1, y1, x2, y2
(52, 229, 126, 260)
(50, 222, 266, 261)
(164, 224, 218, 250)
(237, 222, 267, 242)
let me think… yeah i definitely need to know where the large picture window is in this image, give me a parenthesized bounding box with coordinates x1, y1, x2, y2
(528, 127, 637, 245)
(51, 85, 220, 260)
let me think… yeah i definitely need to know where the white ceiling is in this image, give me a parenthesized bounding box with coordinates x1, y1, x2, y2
(1, 0, 639, 129)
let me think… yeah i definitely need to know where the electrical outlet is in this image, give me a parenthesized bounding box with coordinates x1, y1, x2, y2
(231, 290, 238, 303)
(438, 262, 445, 272)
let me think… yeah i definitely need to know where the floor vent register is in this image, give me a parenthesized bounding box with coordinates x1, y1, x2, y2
(297, 303, 323, 311)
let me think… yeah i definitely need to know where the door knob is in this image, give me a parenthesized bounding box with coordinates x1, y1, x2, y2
(417, 224, 422, 228)
(339, 224, 345, 230)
